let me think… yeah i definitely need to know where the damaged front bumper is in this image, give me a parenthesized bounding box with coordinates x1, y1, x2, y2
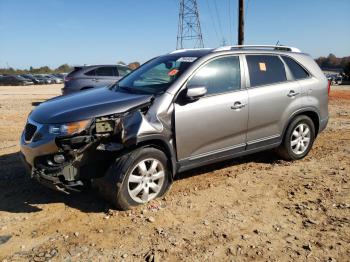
(20, 119, 96, 193)
(20, 153, 83, 194)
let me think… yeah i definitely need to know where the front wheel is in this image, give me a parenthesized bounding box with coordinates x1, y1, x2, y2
(94, 147, 172, 210)
(276, 115, 315, 161)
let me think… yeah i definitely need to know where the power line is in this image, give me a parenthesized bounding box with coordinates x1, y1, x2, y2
(213, 0, 225, 41)
(205, 0, 220, 43)
(245, 0, 250, 25)
(228, 0, 233, 45)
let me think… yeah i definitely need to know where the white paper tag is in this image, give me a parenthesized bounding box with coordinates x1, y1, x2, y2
(176, 57, 197, 63)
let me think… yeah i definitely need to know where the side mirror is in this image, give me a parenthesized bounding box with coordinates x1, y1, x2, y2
(186, 86, 207, 100)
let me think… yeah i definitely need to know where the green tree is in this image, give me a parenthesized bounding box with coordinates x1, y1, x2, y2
(56, 64, 72, 73)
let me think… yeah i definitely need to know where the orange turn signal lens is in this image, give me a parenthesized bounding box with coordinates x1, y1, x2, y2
(63, 120, 91, 135)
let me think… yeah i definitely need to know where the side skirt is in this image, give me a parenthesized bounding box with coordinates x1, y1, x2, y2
(177, 136, 281, 173)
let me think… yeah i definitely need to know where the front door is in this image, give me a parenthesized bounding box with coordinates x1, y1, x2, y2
(174, 55, 248, 161)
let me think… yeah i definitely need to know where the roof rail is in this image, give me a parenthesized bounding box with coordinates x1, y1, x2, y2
(213, 45, 301, 53)
(169, 48, 212, 54)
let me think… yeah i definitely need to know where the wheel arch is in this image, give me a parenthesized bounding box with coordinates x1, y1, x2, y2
(133, 136, 178, 179)
(283, 108, 320, 139)
(80, 86, 94, 90)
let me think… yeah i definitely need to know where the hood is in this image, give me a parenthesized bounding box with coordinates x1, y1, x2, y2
(30, 87, 153, 124)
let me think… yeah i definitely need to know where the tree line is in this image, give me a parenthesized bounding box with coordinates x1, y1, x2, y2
(0, 62, 141, 75)
(315, 54, 350, 76)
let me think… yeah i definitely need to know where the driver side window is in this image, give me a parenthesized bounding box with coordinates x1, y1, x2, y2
(188, 56, 241, 96)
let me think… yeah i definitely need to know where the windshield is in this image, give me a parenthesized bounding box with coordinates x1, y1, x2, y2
(116, 55, 197, 94)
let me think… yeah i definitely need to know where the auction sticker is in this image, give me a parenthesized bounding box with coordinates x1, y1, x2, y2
(177, 57, 197, 63)
(259, 62, 267, 71)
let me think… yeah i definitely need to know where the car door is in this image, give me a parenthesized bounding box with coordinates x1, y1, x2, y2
(174, 55, 248, 162)
(245, 54, 302, 150)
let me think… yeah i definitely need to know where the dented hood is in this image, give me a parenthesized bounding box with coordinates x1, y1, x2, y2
(30, 87, 153, 124)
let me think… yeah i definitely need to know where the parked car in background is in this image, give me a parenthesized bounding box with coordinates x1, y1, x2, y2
(0, 75, 34, 86)
(326, 74, 343, 85)
(31, 75, 50, 84)
(20, 74, 45, 85)
(20, 45, 329, 209)
(52, 73, 66, 80)
(62, 64, 131, 95)
(46, 74, 63, 84)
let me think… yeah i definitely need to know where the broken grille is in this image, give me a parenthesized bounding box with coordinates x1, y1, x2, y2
(24, 123, 37, 141)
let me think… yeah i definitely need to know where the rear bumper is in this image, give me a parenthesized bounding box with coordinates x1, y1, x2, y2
(61, 87, 76, 96)
(319, 116, 329, 133)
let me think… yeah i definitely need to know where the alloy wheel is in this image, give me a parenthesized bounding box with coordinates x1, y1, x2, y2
(127, 158, 165, 203)
(290, 123, 311, 155)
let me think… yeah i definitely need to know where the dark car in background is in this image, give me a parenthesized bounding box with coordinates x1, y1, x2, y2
(62, 64, 131, 95)
(0, 75, 34, 86)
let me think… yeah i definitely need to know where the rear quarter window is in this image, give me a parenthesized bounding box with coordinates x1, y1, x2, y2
(84, 69, 96, 76)
(246, 55, 286, 87)
(117, 66, 132, 76)
(67, 67, 83, 77)
(281, 56, 309, 80)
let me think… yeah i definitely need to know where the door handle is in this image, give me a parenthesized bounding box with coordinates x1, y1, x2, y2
(231, 101, 246, 110)
(287, 90, 300, 97)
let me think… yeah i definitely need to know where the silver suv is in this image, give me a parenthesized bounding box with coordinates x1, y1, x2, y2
(62, 64, 131, 95)
(20, 45, 329, 210)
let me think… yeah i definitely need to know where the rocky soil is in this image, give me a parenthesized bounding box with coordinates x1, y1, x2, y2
(0, 85, 349, 261)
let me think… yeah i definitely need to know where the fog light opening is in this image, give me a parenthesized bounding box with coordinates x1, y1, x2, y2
(53, 154, 65, 164)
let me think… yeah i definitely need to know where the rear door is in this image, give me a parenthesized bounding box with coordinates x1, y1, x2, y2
(175, 55, 248, 161)
(245, 54, 302, 150)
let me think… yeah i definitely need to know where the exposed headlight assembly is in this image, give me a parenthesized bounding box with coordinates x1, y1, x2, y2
(49, 119, 91, 136)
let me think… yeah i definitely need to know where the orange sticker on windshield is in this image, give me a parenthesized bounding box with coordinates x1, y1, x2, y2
(259, 62, 267, 71)
(168, 69, 179, 76)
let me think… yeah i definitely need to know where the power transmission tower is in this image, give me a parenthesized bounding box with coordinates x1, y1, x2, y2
(176, 0, 204, 49)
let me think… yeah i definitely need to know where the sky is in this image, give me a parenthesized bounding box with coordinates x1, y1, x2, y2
(0, 0, 349, 69)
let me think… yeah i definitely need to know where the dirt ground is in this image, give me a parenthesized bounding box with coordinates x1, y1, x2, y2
(0, 84, 349, 261)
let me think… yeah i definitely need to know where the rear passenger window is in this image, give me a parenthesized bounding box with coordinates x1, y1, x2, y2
(188, 56, 241, 96)
(282, 56, 309, 80)
(95, 67, 115, 76)
(246, 55, 286, 87)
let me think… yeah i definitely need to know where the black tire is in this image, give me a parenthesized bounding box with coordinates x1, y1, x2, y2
(93, 147, 172, 210)
(276, 115, 315, 161)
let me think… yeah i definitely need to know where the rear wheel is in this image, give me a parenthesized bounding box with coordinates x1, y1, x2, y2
(94, 147, 171, 210)
(276, 115, 315, 160)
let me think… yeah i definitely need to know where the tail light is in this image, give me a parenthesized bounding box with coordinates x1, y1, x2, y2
(64, 76, 73, 82)
(327, 80, 331, 95)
